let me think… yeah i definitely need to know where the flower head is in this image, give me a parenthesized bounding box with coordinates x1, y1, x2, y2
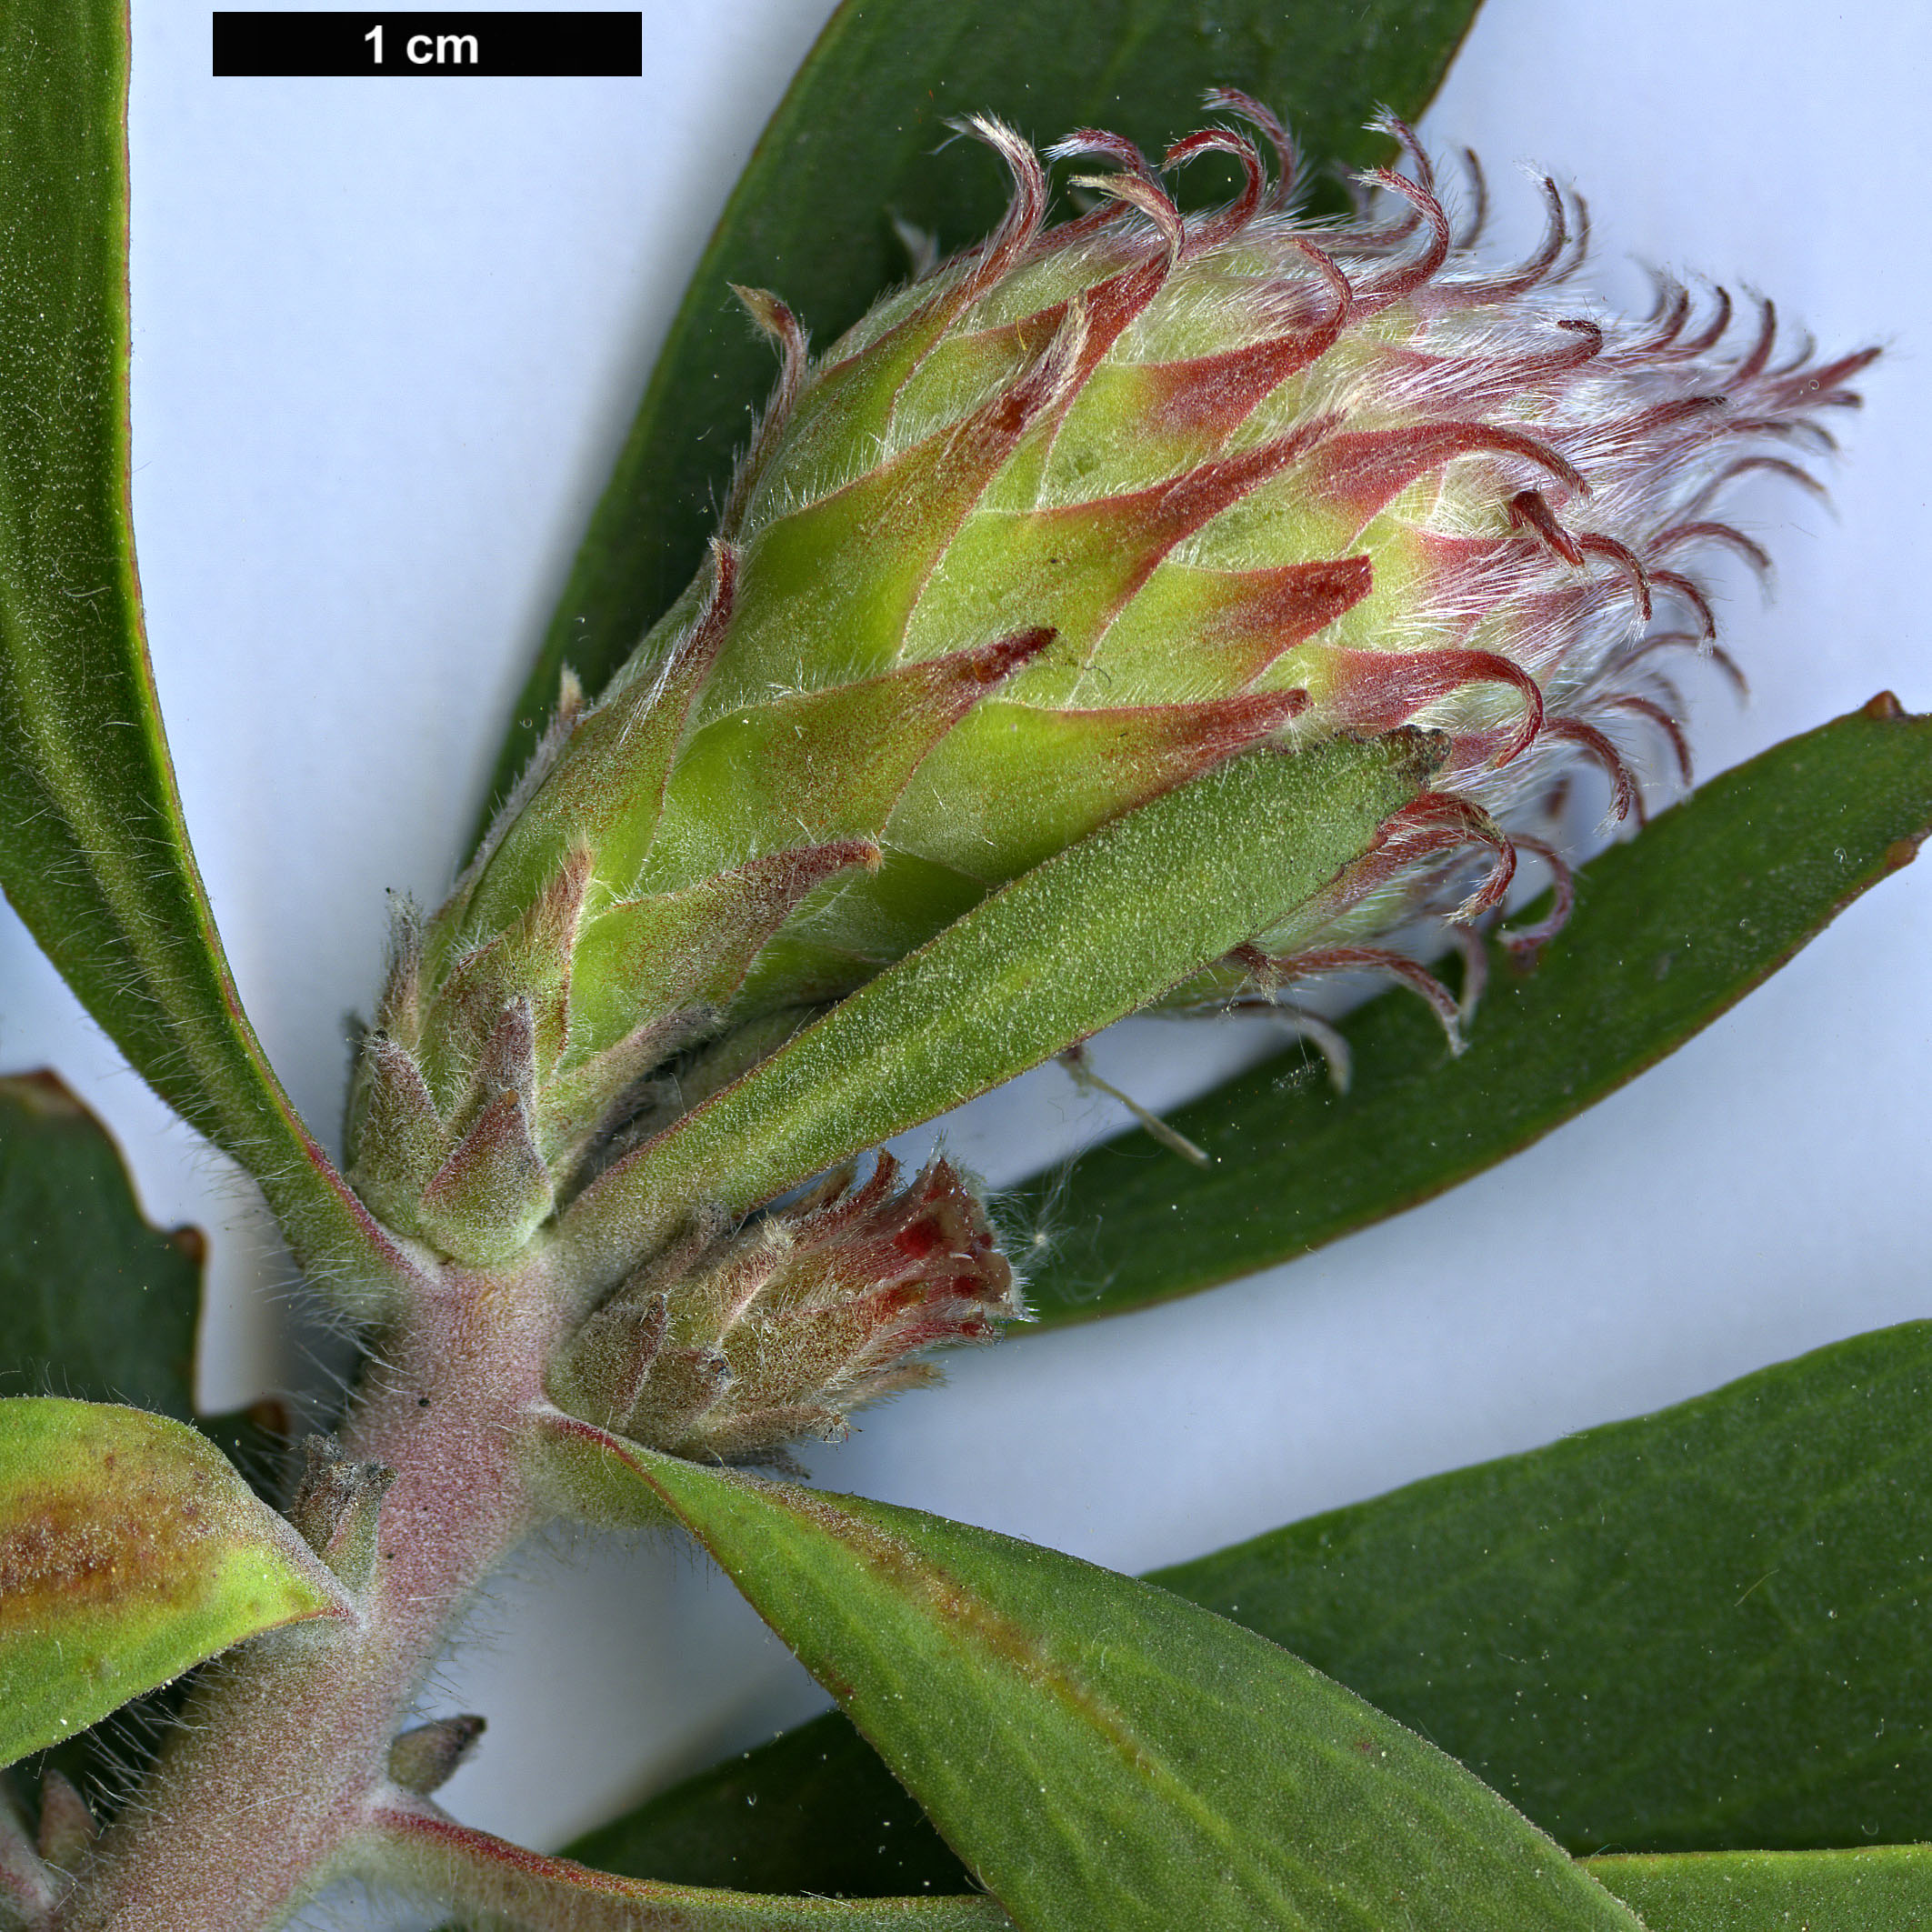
(345, 95, 1872, 1372)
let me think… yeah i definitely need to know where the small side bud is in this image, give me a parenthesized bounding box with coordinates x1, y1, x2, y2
(288, 1436, 395, 1590)
(35, 1769, 95, 1873)
(566, 1154, 1020, 1467)
(387, 1715, 486, 1797)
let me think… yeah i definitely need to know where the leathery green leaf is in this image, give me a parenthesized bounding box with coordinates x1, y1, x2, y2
(1585, 1846, 1932, 1930)
(0, 1398, 338, 1767)
(0, 0, 410, 1306)
(0, 1071, 201, 1419)
(0, 1071, 295, 1818)
(0, 1068, 291, 1489)
(0, 1076, 333, 1830)
(572, 1319, 1932, 1889)
(1156, 1319, 1932, 1855)
(548, 1424, 1641, 1932)
(1016, 697, 1932, 1326)
(561, 1714, 968, 1899)
(557, 734, 1428, 1295)
(475, 0, 1481, 830)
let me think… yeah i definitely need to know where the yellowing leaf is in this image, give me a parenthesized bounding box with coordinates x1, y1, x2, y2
(0, 1399, 338, 1767)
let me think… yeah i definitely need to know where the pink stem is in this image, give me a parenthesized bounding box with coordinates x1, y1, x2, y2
(368, 1795, 1007, 1929)
(54, 1256, 567, 1932)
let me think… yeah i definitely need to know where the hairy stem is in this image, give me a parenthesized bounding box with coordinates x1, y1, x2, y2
(55, 1254, 568, 1932)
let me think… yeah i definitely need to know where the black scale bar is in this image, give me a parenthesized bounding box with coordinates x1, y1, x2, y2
(214, 12, 643, 76)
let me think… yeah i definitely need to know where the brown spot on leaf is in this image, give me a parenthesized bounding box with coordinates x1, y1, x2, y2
(0, 1069, 90, 1118)
(0, 1427, 225, 1629)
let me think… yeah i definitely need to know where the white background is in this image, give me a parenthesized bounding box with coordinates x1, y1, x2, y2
(2, 0, 1928, 1917)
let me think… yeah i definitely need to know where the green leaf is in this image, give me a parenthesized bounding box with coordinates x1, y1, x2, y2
(1152, 1317, 1932, 1854)
(542, 1417, 1642, 1932)
(1584, 1846, 1932, 1930)
(0, 1060, 294, 1511)
(1016, 697, 1932, 1326)
(564, 1713, 967, 1898)
(557, 735, 1427, 1295)
(0, 1398, 338, 1768)
(0, 0, 412, 1306)
(0, 1071, 201, 1419)
(475, 0, 1482, 831)
(0, 1072, 297, 1815)
(572, 1318, 1932, 1888)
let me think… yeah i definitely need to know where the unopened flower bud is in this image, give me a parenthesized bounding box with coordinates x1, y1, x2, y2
(551, 1153, 1017, 1467)
(345, 94, 1872, 1276)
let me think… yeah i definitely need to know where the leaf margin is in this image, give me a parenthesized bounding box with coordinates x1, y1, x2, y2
(533, 1407, 1647, 1932)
